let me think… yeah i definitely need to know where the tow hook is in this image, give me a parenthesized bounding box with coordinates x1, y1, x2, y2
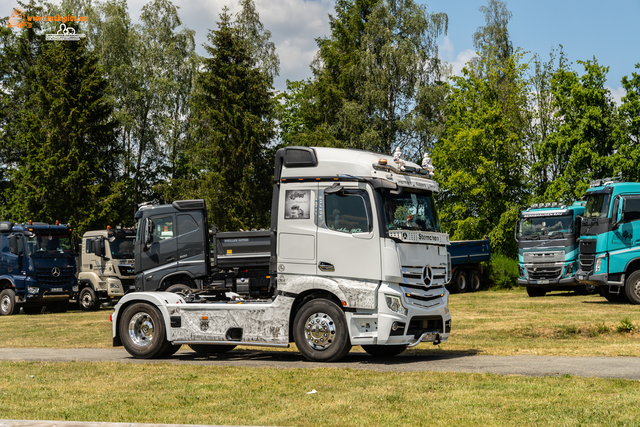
(433, 333, 441, 345)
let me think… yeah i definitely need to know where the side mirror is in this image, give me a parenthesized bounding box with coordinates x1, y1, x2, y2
(144, 218, 154, 249)
(514, 220, 520, 242)
(94, 238, 104, 257)
(9, 235, 19, 255)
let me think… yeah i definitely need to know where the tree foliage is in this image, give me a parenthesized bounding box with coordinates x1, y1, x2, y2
(179, 6, 276, 231)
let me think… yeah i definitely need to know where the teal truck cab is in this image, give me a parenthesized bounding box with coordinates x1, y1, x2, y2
(0, 221, 79, 315)
(576, 179, 640, 303)
(515, 201, 587, 297)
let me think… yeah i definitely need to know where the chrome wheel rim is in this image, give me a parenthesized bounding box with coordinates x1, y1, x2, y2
(304, 312, 336, 351)
(1, 295, 10, 313)
(80, 291, 93, 308)
(128, 312, 155, 347)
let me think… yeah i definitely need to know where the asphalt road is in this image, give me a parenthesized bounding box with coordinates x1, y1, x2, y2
(2, 347, 640, 380)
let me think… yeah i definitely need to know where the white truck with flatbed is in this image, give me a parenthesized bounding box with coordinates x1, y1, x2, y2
(111, 146, 452, 362)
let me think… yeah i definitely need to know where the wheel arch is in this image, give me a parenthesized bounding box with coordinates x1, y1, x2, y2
(112, 292, 183, 347)
(288, 289, 344, 343)
(158, 272, 197, 291)
(624, 258, 640, 278)
(0, 276, 16, 291)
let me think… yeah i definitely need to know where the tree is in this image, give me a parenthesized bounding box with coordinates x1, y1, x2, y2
(433, 53, 529, 257)
(0, 16, 118, 233)
(534, 59, 623, 202)
(617, 64, 640, 181)
(182, 7, 276, 231)
(433, 0, 528, 257)
(279, 0, 448, 159)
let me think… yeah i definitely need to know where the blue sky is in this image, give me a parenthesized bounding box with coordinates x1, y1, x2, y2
(434, 0, 640, 103)
(3, 0, 639, 102)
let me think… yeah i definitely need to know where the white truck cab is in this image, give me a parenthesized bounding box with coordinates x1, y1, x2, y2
(111, 146, 451, 362)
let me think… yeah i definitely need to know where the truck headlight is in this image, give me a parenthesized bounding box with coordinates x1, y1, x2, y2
(565, 264, 573, 276)
(595, 256, 605, 273)
(72, 285, 79, 292)
(385, 295, 407, 316)
(110, 283, 120, 290)
(28, 287, 39, 294)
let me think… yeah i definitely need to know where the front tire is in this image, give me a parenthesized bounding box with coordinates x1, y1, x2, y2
(361, 344, 407, 357)
(119, 303, 170, 358)
(625, 271, 640, 304)
(79, 287, 99, 311)
(526, 286, 546, 297)
(293, 299, 352, 362)
(0, 289, 16, 316)
(166, 283, 192, 293)
(601, 286, 628, 303)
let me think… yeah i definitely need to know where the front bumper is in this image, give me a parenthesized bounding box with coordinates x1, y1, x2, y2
(346, 282, 451, 346)
(575, 270, 624, 288)
(517, 276, 581, 288)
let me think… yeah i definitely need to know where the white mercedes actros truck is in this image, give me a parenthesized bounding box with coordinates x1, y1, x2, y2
(111, 146, 452, 362)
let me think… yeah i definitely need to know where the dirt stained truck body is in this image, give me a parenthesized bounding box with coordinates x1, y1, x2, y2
(112, 146, 452, 361)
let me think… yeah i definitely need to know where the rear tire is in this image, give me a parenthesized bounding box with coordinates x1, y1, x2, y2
(468, 269, 482, 292)
(189, 344, 236, 355)
(293, 299, 352, 362)
(526, 286, 546, 297)
(624, 270, 640, 304)
(451, 269, 468, 293)
(119, 303, 169, 358)
(0, 289, 16, 316)
(361, 344, 407, 357)
(79, 287, 99, 311)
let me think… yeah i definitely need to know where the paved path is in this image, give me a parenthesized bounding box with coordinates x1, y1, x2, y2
(2, 348, 640, 380)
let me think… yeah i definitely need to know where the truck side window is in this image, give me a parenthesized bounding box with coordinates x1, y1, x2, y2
(623, 197, 640, 222)
(85, 239, 93, 253)
(178, 214, 198, 235)
(325, 190, 372, 234)
(151, 216, 174, 243)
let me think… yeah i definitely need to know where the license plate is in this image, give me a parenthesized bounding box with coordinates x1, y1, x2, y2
(421, 333, 437, 342)
(129, 286, 136, 290)
(578, 275, 585, 280)
(52, 288, 62, 292)
(536, 280, 549, 285)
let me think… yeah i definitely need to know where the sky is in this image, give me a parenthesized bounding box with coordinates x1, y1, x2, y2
(2, 0, 639, 103)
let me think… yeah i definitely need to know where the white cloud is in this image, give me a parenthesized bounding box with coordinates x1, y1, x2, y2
(607, 85, 627, 106)
(438, 36, 476, 78)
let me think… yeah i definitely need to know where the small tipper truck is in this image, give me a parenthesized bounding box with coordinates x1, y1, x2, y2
(447, 238, 491, 293)
(576, 178, 640, 303)
(111, 146, 452, 362)
(0, 221, 78, 315)
(78, 227, 136, 310)
(515, 201, 588, 297)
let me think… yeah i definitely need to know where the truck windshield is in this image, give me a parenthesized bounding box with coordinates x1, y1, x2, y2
(381, 189, 441, 232)
(110, 238, 135, 259)
(583, 193, 611, 219)
(518, 215, 573, 239)
(27, 233, 73, 256)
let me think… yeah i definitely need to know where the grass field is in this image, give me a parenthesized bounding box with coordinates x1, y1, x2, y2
(1, 288, 640, 426)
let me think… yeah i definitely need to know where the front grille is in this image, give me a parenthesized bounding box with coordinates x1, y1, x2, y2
(35, 267, 75, 288)
(407, 316, 444, 336)
(401, 265, 447, 290)
(580, 254, 595, 272)
(526, 267, 562, 280)
(118, 265, 135, 276)
(580, 240, 597, 254)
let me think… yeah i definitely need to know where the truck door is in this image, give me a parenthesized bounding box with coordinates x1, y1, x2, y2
(316, 182, 382, 281)
(0, 233, 25, 290)
(276, 183, 318, 275)
(138, 214, 178, 289)
(177, 211, 207, 278)
(611, 195, 640, 272)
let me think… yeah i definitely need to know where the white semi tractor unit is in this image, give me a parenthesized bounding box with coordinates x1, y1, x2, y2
(111, 146, 452, 362)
